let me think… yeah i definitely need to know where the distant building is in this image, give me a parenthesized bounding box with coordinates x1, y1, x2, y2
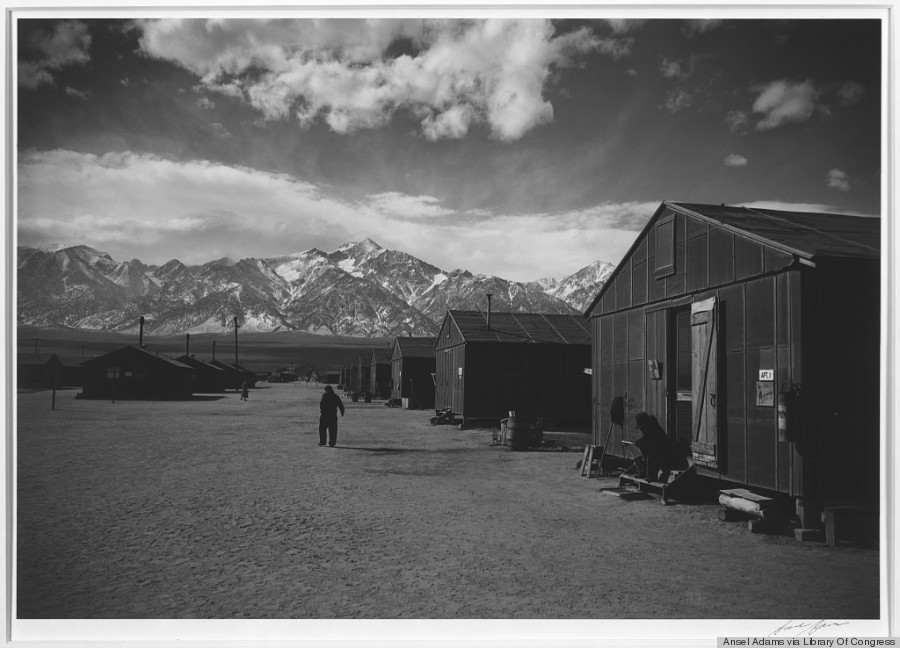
(17, 354, 63, 389)
(343, 358, 358, 394)
(176, 355, 226, 393)
(369, 347, 392, 399)
(390, 337, 436, 409)
(357, 355, 372, 397)
(316, 367, 341, 384)
(585, 201, 880, 529)
(58, 357, 84, 387)
(81, 346, 193, 400)
(434, 310, 591, 426)
(210, 360, 257, 391)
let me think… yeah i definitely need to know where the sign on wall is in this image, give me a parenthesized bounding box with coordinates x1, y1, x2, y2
(756, 381, 775, 407)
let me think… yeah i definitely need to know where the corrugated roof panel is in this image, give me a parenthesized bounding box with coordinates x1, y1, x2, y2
(450, 310, 590, 345)
(511, 313, 564, 344)
(543, 314, 592, 344)
(675, 203, 880, 259)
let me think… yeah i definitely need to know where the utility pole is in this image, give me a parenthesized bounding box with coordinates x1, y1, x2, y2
(233, 316, 240, 368)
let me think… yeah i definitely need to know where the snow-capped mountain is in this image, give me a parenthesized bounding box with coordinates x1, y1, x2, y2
(17, 241, 613, 337)
(533, 260, 616, 312)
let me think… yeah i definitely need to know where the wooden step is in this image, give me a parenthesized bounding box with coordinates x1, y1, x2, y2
(718, 488, 777, 519)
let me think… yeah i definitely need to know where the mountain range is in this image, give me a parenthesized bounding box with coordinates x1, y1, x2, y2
(17, 240, 614, 337)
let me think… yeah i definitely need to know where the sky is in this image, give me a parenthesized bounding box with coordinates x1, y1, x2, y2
(15, 13, 883, 283)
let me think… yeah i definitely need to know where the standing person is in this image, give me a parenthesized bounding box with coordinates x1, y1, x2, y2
(240, 380, 249, 401)
(319, 385, 345, 447)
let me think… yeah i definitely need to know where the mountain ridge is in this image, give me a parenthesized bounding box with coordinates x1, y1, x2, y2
(17, 241, 614, 337)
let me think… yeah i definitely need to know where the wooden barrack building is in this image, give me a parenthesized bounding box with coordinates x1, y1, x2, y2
(81, 346, 194, 400)
(369, 347, 392, 399)
(390, 337, 437, 409)
(434, 310, 591, 426)
(585, 201, 880, 528)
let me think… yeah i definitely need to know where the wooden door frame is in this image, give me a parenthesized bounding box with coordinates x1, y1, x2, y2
(666, 304, 693, 445)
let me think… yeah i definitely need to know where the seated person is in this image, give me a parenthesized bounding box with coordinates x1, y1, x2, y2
(634, 412, 670, 482)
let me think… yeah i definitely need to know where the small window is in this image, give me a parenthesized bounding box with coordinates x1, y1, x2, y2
(655, 216, 675, 278)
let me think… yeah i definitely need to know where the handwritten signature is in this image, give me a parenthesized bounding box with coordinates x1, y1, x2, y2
(768, 620, 851, 637)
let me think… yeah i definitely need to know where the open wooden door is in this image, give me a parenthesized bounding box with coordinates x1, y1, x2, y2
(691, 297, 719, 468)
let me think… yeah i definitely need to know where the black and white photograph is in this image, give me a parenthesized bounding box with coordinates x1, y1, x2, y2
(5, 3, 897, 646)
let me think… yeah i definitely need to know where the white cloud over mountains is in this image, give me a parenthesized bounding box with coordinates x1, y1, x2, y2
(18, 149, 651, 281)
(136, 19, 621, 141)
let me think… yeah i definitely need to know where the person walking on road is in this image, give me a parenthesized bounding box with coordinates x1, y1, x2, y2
(318, 385, 345, 447)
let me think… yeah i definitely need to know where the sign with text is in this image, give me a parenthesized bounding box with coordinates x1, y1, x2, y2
(759, 369, 775, 381)
(756, 381, 775, 407)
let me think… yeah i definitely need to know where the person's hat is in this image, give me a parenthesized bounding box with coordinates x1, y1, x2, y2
(324, 385, 333, 392)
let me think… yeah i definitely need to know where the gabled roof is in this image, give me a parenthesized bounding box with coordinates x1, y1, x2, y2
(210, 359, 255, 375)
(17, 353, 62, 366)
(585, 201, 881, 316)
(82, 345, 193, 369)
(447, 310, 590, 345)
(393, 336, 437, 359)
(674, 202, 880, 260)
(176, 355, 226, 372)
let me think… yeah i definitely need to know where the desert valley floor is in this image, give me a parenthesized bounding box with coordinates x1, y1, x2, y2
(15, 383, 880, 629)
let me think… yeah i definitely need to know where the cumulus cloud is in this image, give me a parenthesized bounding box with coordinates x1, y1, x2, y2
(17, 149, 652, 281)
(683, 19, 723, 36)
(725, 109, 748, 133)
(196, 97, 216, 110)
(605, 19, 646, 35)
(18, 20, 92, 89)
(659, 53, 712, 81)
(752, 79, 820, 130)
(827, 168, 851, 191)
(136, 19, 621, 142)
(64, 86, 92, 100)
(208, 123, 232, 139)
(665, 88, 693, 112)
(363, 192, 455, 219)
(838, 82, 864, 106)
(724, 154, 748, 167)
(660, 58, 686, 79)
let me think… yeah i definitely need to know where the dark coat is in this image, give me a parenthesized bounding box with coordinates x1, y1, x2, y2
(320, 390, 345, 419)
(634, 413, 668, 454)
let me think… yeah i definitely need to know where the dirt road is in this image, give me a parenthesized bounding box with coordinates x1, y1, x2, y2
(15, 383, 879, 623)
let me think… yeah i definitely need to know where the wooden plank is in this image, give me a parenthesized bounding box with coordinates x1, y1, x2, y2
(719, 488, 776, 504)
(600, 488, 652, 500)
(580, 446, 593, 477)
(718, 493, 770, 518)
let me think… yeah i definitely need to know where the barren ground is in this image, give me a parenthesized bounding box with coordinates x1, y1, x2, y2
(16, 383, 879, 621)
